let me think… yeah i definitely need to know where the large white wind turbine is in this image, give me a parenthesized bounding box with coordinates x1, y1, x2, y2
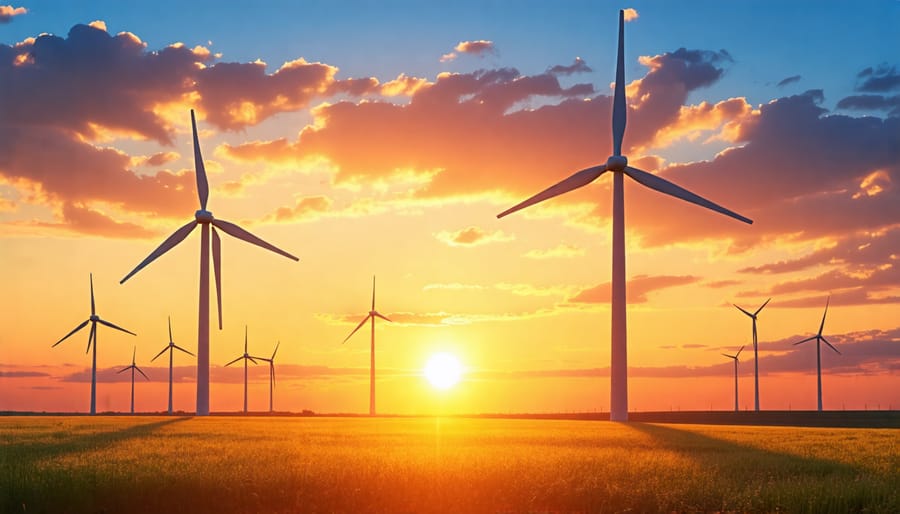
(225, 325, 258, 413)
(117, 347, 149, 414)
(793, 297, 840, 412)
(496, 10, 752, 421)
(343, 276, 392, 416)
(721, 345, 744, 412)
(52, 273, 136, 415)
(150, 316, 195, 415)
(254, 341, 279, 413)
(120, 110, 298, 416)
(733, 298, 770, 412)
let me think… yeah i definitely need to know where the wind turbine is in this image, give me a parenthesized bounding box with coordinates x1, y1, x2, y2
(343, 276, 392, 416)
(496, 10, 752, 421)
(52, 273, 136, 415)
(721, 345, 744, 412)
(225, 325, 258, 413)
(117, 347, 149, 414)
(733, 298, 770, 412)
(150, 316, 195, 415)
(254, 341, 279, 413)
(793, 297, 840, 412)
(120, 110, 298, 416)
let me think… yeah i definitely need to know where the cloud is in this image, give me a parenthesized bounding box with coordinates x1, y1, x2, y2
(27, 202, 161, 238)
(855, 64, 900, 93)
(0, 370, 49, 378)
(440, 40, 495, 63)
(623, 8, 639, 22)
(434, 226, 514, 247)
(0, 5, 26, 23)
(548, 57, 592, 76)
(568, 275, 700, 304)
(836, 94, 900, 117)
(265, 195, 333, 223)
(523, 243, 585, 259)
(776, 75, 801, 87)
(142, 151, 181, 167)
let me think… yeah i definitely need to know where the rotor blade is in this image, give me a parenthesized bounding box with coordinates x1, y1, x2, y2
(212, 218, 299, 261)
(373, 311, 392, 323)
(612, 9, 626, 156)
(89, 273, 96, 316)
(97, 318, 136, 336)
(173, 344, 195, 357)
(818, 297, 829, 336)
(736, 345, 745, 358)
(721, 353, 734, 359)
(150, 346, 169, 362)
(733, 304, 754, 318)
(120, 221, 198, 284)
(244, 325, 248, 353)
(136, 366, 150, 380)
(272, 341, 279, 360)
(793, 335, 817, 346)
(342, 314, 372, 344)
(271, 363, 275, 388)
(224, 356, 242, 367)
(53, 319, 90, 347)
(497, 165, 607, 219)
(248, 356, 258, 365)
(212, 226, 223, 330)
(821, 336, 841, 355)
(624, 166, 753, 224)
(191, 109, 209, 211)
(117, 366, 130, 374)
(132, 347, 136, 364)
(85, 322, 96, 354)
(371, 275, 376, 311)
(168, 316, 174, 343)
(754, 298, 771, 316)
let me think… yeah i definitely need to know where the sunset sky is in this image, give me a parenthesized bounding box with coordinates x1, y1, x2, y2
(1, 1, 898, 415)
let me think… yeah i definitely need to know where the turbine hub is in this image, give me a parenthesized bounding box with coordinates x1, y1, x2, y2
(90, 315, 99, 322)
(195, 209, 214, 223)
(369, 310, 377, 316)
(606, 155, 628, 172)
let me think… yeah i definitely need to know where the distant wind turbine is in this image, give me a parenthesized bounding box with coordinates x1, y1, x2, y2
(150, 317, 195, 415)
(225, 326, 258, 413)
(120, 110, 298, 416)
(793, 297, 840, 412)
(733, 298, 770, 411)
(254, 341, 280, 413)
(343, 276, 392, 416)
(117, 347, 149, 414)
(52, 273, 136, 415)
(721, 345, 744, 412)
(496, 10, 752, 421)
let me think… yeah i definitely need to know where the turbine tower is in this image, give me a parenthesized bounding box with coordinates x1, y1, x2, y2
(117, 347, 149, 414)
(343, 276, 392, 416)
(225, 325, 258, 413)
(733, 298, 770, 411)
(793, 297, 840, 412)
(120, 110, 298, 416)
(52, 273, 136, 415)
(496, 10, 752, 421)
(721, 345, 744, 412)
(255, 341, 279, 413)
(150, 317, 195, 415)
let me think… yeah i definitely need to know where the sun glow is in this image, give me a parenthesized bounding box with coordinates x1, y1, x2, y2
(423, 352, 463, 390)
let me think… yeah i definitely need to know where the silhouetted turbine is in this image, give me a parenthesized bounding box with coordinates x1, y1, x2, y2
(52, 273, 136, 415)
(496, 10, 752, 421)
(721, 345, 744, 412)
(733, 298, 770, 411)
(254, 341, 279, 413)
(343, 276, 392, 416)
(793, 297, 840, 412)
(150, 316, 195, 415)
(117, 347, 149, 414)
(225, 325, 258, 413)
(120, 110, 298, 416)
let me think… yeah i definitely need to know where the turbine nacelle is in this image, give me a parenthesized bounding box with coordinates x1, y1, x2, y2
(195, 210, 214, 223)
(89, 315, 99, 322)
(606, 155, 628, 172)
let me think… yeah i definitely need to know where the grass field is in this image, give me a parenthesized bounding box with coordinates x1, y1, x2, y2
(1, 416, 897, 513)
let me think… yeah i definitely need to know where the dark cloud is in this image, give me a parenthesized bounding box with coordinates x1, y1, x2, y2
(855, 64, 900, 93)
(568, 275, 700, 304)
(776, 75, 801, 87)
(0, 370, 50, 378)
(548, 57, 592, 76)
(836, 94, 900, 117)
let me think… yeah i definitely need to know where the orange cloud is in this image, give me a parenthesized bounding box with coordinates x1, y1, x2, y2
(265, 195, 333, 223)
(0, 5, 26, 23)
(623, 8, 639, 22)
(441, 40, 496, 62)
(569, 275, 700, 304)
(523, 243, 585, 259)
(435, 226, 514, 247)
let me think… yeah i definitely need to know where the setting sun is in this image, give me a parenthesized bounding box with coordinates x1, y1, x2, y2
(423, 353, 463, 390)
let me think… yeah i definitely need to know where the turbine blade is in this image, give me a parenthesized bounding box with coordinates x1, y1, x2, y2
(754, 298, 771, 316)
(373, 311, 392, 323)
(496, 165, 607, 219)
(212, 219, 299, 261)
(120, 221, 198, 283)
(97, 318, 137, 336)
(85, 322, 96, 354)
(53, 319, 90, 347)
(136, 366, 150, 380)
(733, 304, 754, 318)
(793, 335, 817, 346)
(736, 345, 745, 358)
(89, 273, 96, 316)
(191, 109, 209, 211)
(721, 353, 733, 359)
(821, 336, 841, 355)
(212, 226, 223, 330)
(117, 366, 129, 374)
(132, 347, 136, 364)
(173, 344, 195, 357)
(150, 346, 169, 362)
(818, 297, 830, 336)
(272, 341, 279, 360)
(371, 275, 376, 311)
(624, 166, 753, 224)
(244, 325, 248, 353)
(343, 314, 371, 344)
(248, 356, 258, 365)
(271, 364, 276, 388)
(224, 356, 242, 367)
(612, 9, 626, 156)
(168, 316, 173, 343)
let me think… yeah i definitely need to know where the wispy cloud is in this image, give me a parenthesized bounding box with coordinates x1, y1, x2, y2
(0, 5, 26, 23)
(434, 226, 514, 247)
